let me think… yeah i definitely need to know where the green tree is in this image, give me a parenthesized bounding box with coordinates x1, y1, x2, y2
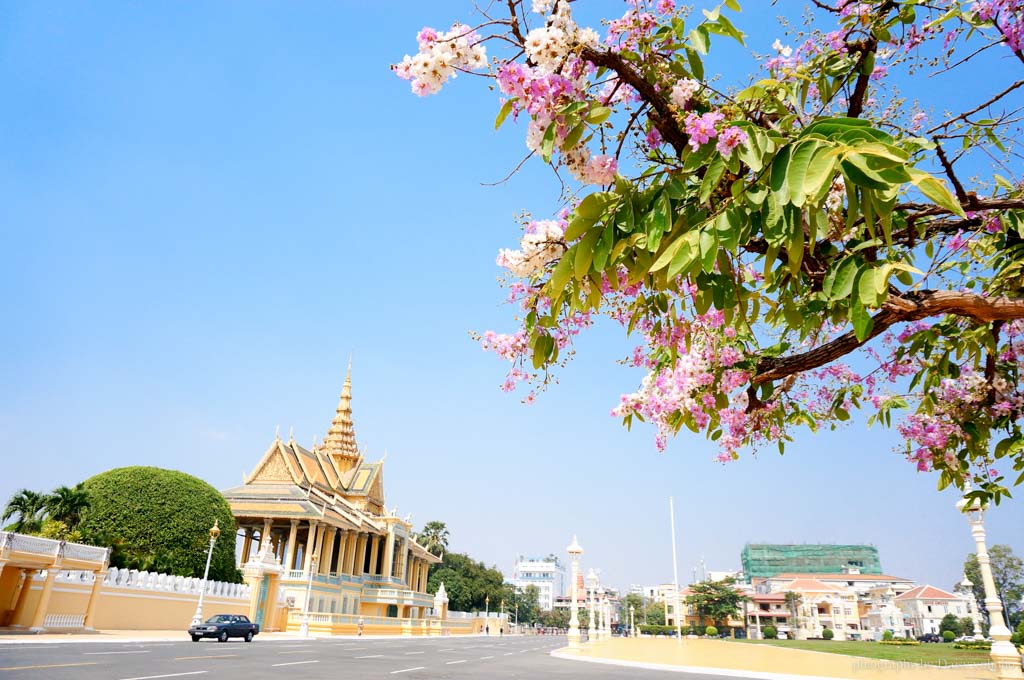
(939, 613, 962, 636)
(645, 601, 666, 626)
(686, 577, 749, 629)
(426, 551, 506, 613)
(416, 521, 450, 557)
(44, 483, 90, 528)
(398, 0, 1024, 506)
(960, 616, 977, 637)
(622, 593, 644, 625)
(1, 489, 46, 534)
(78, 467, 240, 583)
(964, 545, 1023, 629)
(515, 584, 542, 626)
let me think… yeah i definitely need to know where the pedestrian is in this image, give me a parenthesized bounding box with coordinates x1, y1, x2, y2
(358, 616, 364, 636)
(485, 624, 490, 636)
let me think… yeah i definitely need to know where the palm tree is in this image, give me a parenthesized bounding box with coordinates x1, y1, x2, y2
(44, 484, 90, 527)
(2, 489, 46, 534)
(416, 521, 450, 556)
(784, 591, 803, 640)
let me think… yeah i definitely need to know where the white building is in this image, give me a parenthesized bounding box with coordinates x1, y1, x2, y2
(895, 584, 982, 637)
(512, 557, 563, 612)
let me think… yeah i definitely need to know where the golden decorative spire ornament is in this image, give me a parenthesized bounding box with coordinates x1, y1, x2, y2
(323, 357, 361, 473)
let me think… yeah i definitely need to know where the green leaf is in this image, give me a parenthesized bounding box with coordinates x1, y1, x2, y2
(495, 99, 516, 130)
(562, 122, 586, 150)
(699, 228, 718, 274)
(686, 47, 704, 81)
(532, 334, 553, 369)
(593, 223, 614, 270)
(908, 168, 966, 218)
(689, 26, 709, 54)
(803, 145, 838, 205)
(577, 192, 613, 220)
(668, 231, 701, 279)
(725, 0, 741, 10)
(825, 257, 859, 301)
(699, 155, 726, 204)
(540, 122, 557, 163)
(786, 140, 820, 207)
(545, 249, 574, 298)
(851, 302, 874, 341)
(574, 228, 602, 279)
(586, 106, 612, 125)
(841, 153, 890, 190)
(614, 197, 635, 233)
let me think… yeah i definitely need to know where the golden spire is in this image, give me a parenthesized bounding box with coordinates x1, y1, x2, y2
(322, 357, 360, 472)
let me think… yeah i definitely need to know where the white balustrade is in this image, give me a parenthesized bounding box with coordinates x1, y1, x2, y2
(43, 614, 85, 629)
(99, 566, 249, 600)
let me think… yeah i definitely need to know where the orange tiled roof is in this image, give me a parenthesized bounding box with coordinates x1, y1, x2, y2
(895, 585, 960, 601)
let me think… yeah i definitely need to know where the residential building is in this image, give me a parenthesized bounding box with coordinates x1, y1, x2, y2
(511, 557, 563, 611)
(741, 544, 883, 580)
(895, 584, 982, 637)
(751, 577, 862, 640)
(761, 570, 915, 598)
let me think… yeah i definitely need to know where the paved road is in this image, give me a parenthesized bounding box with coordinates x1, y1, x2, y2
(0, 635, 747, 679)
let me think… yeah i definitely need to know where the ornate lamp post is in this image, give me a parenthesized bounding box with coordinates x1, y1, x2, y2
(630, 604, 636, 638)
(299, 551, 320, 638)
(956, 493, 1023, 679)
(485, 594, 490, 634)
(602, 595, 610, 638)
(585, 568, 598, 643)
(189, 519, 221, 627)
(566, 535, 583, 650)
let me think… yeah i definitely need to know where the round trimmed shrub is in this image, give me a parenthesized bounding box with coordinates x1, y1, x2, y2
(942, 630, 956, 642)
(882, 630, 894, 641)
(79, 466, 240, 582)
(705, 625, 718, 637)
(763, 625, 778, 639)
(822, 628, 834, 640)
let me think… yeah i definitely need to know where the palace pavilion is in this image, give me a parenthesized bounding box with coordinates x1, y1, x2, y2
(222, 364, 444, 634)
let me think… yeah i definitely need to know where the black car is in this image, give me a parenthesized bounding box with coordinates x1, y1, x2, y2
(189, 614, 259, 642)
(916, 633, 941, 643)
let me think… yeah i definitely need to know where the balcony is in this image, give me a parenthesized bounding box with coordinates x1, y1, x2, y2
(361, 588, 434, 609)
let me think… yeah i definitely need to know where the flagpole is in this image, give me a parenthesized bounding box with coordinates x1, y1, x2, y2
(669, 496, 683, 641)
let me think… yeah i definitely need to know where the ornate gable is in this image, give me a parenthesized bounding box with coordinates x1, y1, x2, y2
(247, 440, 300, 484)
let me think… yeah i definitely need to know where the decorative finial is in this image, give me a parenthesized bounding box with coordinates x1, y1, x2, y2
(288, 425, 294, 443)
(275, 425, 280, 440)
(381, 449, 389, 463)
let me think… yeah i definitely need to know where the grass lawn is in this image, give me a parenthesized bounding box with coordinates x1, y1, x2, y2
(735, 639, 992, 666)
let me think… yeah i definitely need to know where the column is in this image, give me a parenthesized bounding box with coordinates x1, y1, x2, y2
(420, 562, 429, 593)
(260, 518, 273, 551)
(10, 570, 34, 625)
(355, 533, 368, 576)
(29, 567, 59, 631)
(314, 523, 327, 567)
(382, 530, 396, 580)
(368, 535, 381, 576)
(83, 570, 106, 630)
(399, 538, 409, 582)
(321, 527, 338, 576)
(285, 520, 299, 571)
(302, 520, 320, 573)
(241, 528, 254, 564)
(343, 531, 358, 575)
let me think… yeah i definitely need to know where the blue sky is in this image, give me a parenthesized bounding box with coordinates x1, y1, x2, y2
(2, 0, 1021, 595)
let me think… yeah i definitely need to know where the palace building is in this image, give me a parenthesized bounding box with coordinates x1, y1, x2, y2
(221, 364, 445, 635)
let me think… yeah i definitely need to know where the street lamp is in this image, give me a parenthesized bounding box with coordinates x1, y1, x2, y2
(630, 604, 636, 638)
(189, 519, 221, 627)
(956, 493, 1023, 679)
(299, 551, 320, 638)
(602, 595, 610, 639)
(485, 595, 490, 635)
(585, 568, 598, 643)
(566, 535, 583, 650)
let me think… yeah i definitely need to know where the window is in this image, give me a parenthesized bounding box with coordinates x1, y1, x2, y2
(845, 608, 852, 616)
(927, 605, 932, 613)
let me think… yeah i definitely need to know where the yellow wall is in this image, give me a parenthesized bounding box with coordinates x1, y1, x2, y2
(8, 579, 248, 630)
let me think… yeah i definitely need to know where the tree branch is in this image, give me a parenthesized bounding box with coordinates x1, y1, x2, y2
(579, 46, 689, 156)
(846, 37, 878, 119)
(752, 290, 1024, 385)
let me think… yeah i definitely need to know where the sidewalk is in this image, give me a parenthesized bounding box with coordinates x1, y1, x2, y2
(552, 638, 998, 680)
(0, 629, 510, 644)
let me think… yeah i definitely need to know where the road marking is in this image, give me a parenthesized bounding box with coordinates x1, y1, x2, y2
(120, 673, 208, 680)
(403, 651, 424, 655)
(174, 654, 238, 661)
(278, 650, 314, 654)
(270, 660, 319, 667)
(390, 667, 424, 674)
(0, 662, 98, 672)
(480, 655, 494, 659)
(504, 652, 514, 655)
(338, 645, 366, 649)
(438, 648, 455, 651)
(446, 660, 466, 665)
(279, 644, 313, 648)
(85, 651, 151, 655)
(355, 655, 383, 658)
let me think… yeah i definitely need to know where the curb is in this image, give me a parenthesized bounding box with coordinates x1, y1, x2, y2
(550, 649, 858, 680)
(0, 632, 510, 645)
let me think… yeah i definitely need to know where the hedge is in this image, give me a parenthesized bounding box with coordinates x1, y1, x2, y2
(79, 466, 240, 582)
(953, 640, 991, 650)
(882, 630, 894, 641)
(880, 639, 920, 646)
(822, 628, 834, 640)
(942, 630, 956, 642)
(706, 626, 718, 636)
(763, 625, 778, 639)
(639, 625, 676, 636)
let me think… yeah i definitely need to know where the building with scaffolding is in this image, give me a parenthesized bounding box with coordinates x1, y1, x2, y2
(741, 544, 882, 580)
